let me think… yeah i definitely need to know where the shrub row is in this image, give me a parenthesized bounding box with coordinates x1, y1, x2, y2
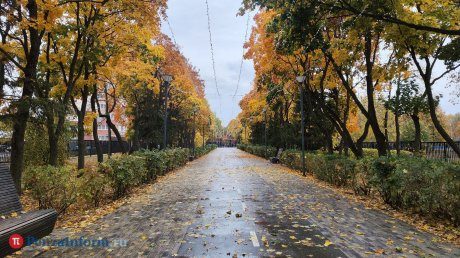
(239, 145, 460, 225)
(133, 148, 190, 179)
(24, 147, 194, 214)
(362, 148, 413, 158)
(237, 144, 277, 159)
(194, 144, 218, 158)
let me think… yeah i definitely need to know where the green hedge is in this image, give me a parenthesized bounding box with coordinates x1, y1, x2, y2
(133, 148, 190, 178)
(237, 144, 277, 159)
(362, 148, 413, 158)
(239, 144, 460, 225)
(24, 166, 78, 214)
(99, 155, 148, 199)
(280, 150, 460, 224)
(371, 157, 459, 223)
(194, 144, 218, 158)
(23, 147, 201, 212)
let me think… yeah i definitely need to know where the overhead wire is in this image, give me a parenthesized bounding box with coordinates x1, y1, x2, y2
(232, 13, 251, 100)
(165, 17, 178, 47)
(205, 0, 221, 98)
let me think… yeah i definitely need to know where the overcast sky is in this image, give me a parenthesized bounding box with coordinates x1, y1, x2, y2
(162, 0, 459, 126)
(162, 0, 255, 126)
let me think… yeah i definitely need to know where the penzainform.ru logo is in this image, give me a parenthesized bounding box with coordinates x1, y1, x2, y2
(18, 235, 129, 249)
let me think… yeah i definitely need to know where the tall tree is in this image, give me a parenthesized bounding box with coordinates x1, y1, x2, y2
(0, 0, 60, 193)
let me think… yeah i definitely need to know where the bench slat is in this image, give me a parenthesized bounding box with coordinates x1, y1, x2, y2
(0, 210, 58, 257)
(0, 164, 22, 215)
(0, 164, 58, 257)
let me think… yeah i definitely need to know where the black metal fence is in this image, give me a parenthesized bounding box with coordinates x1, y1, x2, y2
(0, 142, 10, 163)
(208, 139, 237, 148)
(362, 141, 460, 162)
(0, 152, 9, 163)
(0, 140, 130, 163)
(68, 140, 130, 157)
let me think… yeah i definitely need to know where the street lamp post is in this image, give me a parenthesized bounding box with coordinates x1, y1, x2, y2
(208, 117, 212, 145)
(192, 105, 199, 158)
(242, 120, 247, 144)
(104, 84, 112, 158)
(249, 117, 253, 143)
(161, 72, 173, 150)
(263, 108, 268, 158)
(202, 123, 205, 147)
(296, 75, 307, 176)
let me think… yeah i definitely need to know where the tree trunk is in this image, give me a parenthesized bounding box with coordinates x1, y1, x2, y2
(356, 121, 371, 154)
(314, 86, 362, 158)
(394, 75, 401, 155)
(91, 90, 103, 162)
(322, 108, 362, 158)
(45, 105, 58, 165)
(10, 75, 34, 194)
(7, 0, 42, 194)
(48, 109, 68, 166)
(132, 105, 140, 152)
(395, 114, 401, 155)
(105, 115, 126, 154)
(327, 131, 334, 154)
(47, 125, 60, 166)
(42, 33, 58, 166)
(411, 113, 422, 156)
(76, 112, 86, 169)
(425, 82, 460, 157)
(1, 31, 8, 102)
(72, 86, 89, 169)
(323, 45, 386, 157)
(364, 30, 388, 156)
(384, 90, 391, 150)
(0, 62, 5, 100)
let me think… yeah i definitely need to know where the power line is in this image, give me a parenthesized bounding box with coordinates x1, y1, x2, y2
(207, 94, 246, 97)
(233, 13, 251, 100)
(166, 17, 178, 46)
(205, 0, 221, 97)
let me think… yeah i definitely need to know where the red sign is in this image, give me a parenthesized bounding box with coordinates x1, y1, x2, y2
(9, 234, 24, 249)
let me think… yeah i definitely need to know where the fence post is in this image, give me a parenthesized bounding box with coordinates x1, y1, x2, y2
(444, 142, 448, 161)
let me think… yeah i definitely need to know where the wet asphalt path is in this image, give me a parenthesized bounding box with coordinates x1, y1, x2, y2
(20, 148, 459, 257)
(177, 150, 344, 257)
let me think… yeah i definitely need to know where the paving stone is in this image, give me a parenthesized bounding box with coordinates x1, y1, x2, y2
(19, 148, 459, 257)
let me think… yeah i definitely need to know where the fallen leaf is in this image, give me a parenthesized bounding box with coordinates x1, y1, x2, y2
(375, 249, 385, 254)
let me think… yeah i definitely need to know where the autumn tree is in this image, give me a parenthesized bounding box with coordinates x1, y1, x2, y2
(386, 79, 432, 155)
(0, 0, 168, 187)
(240, 0, 459, 157)
(386, 25, 460, 156)
(240, 6, 387, 157)
(241, 0, 460, 35)
(0, 0, 62, 193)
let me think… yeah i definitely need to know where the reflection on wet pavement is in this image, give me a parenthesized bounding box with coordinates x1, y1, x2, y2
(20, 148, 459, 257)
(178, 151, 344, 257)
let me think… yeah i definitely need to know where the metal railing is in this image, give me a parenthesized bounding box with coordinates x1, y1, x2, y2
(68, 140, 129, 157)
(362, 141, 460, 162)
(208, 139, 237, 148)
(0, 152, 10, 163)
(0, 140, 130, 163)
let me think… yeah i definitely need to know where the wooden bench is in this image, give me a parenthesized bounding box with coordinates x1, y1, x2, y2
(0, 164, 58, 257)
(270, 148, 283, 164)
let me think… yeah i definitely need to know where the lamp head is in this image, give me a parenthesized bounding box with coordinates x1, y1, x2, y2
(296, 75, 306, 83)
(163, 74, 173, 83)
